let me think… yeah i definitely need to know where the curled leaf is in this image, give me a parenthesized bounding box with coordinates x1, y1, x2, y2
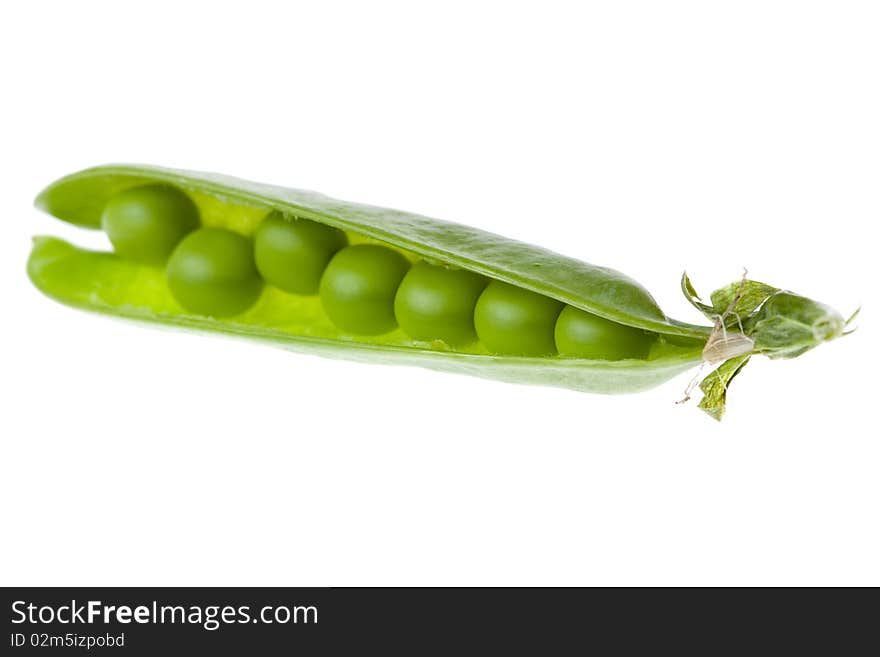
(681, 271, 716, 317)
(697, 355, 752, 421)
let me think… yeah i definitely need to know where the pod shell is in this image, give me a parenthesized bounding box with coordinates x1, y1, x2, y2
(29, 165, 710, 395)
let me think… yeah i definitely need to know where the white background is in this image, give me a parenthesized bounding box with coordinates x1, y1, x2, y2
(1, 1, 877, 586)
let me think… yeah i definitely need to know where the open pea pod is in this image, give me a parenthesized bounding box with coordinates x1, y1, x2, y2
(28, 164, 850, 419)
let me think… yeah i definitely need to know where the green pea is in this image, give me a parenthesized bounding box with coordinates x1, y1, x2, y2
(166, 228, 263, 317)
(254, 212, 348, 295)
(555, 306, 655, 360)
(394, 262, 488, 346)
(474, 281, 563, 356)
(319, 244, 410, 335)
(101, 184, 199, 264)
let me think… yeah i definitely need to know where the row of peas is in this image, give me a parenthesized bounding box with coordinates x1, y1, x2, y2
(101, 184, 655, 359)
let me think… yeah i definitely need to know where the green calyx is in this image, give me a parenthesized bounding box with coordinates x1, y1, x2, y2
(681, 272, 852, 420)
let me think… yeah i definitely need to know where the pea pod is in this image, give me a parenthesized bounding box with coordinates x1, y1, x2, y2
(28, 164, 852, 419)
